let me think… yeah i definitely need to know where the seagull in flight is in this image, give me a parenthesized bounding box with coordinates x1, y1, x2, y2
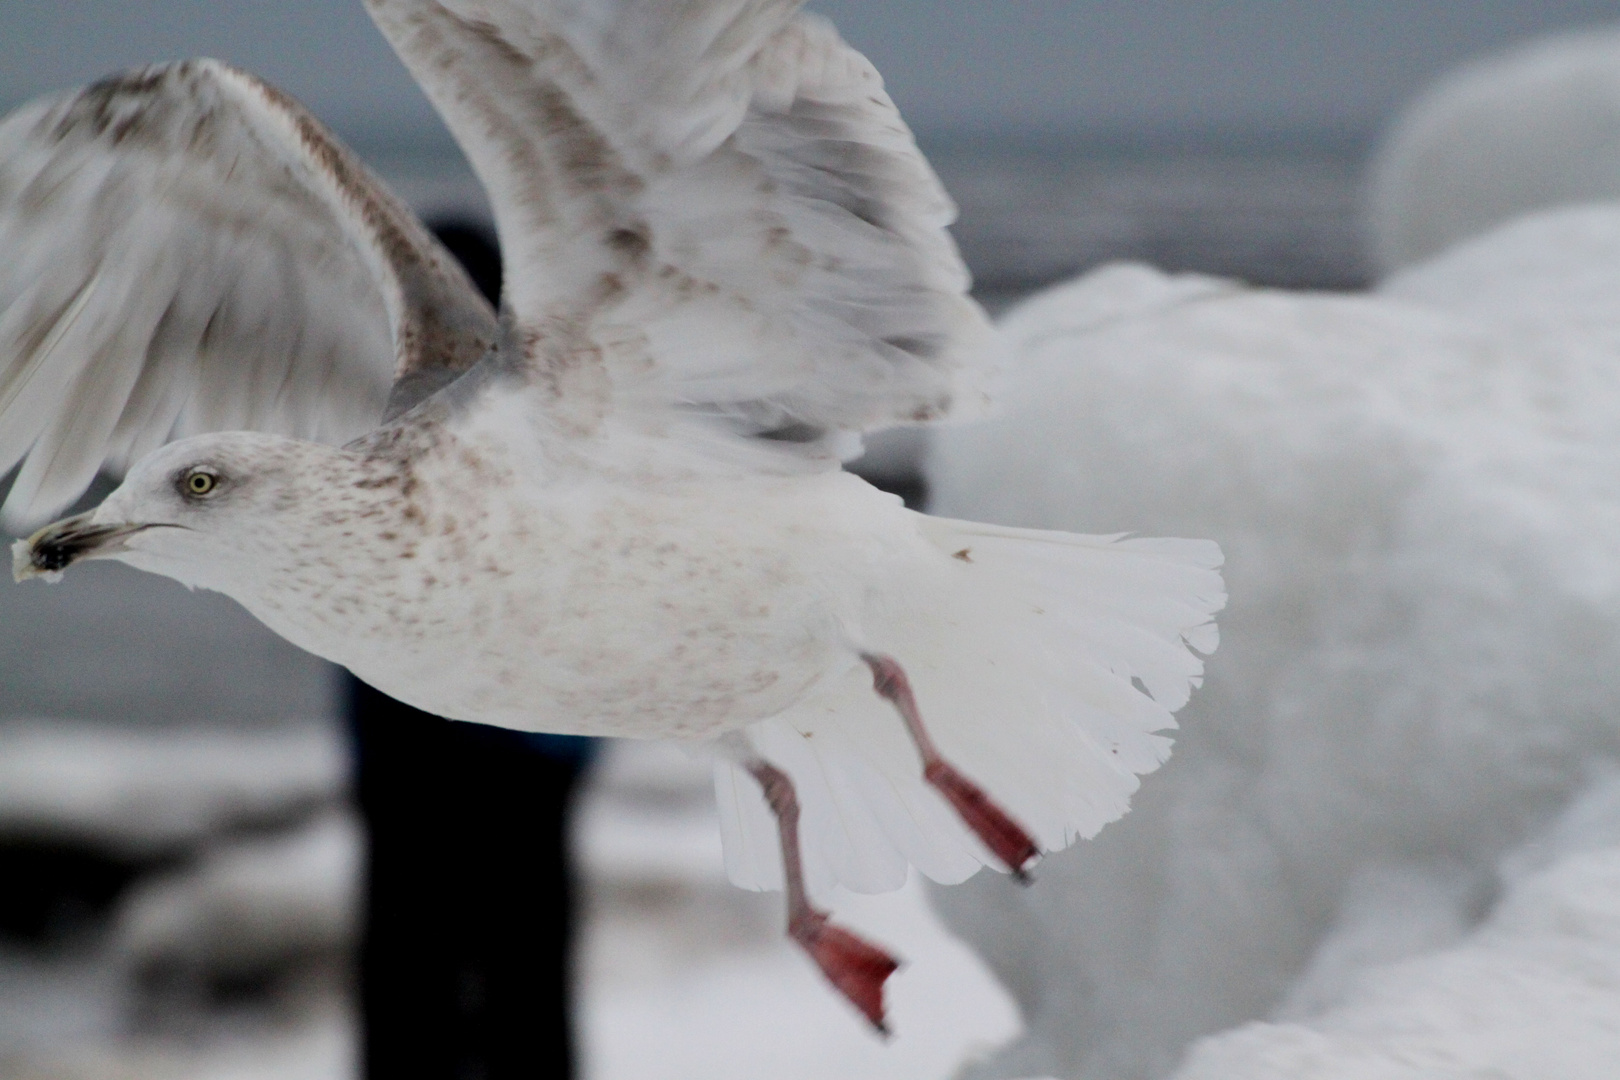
(2, 0, 1223, 1030)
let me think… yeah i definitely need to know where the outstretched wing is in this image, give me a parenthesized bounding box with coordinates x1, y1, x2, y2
(366, 0, 996, 454)
(0, 60, 497, 528)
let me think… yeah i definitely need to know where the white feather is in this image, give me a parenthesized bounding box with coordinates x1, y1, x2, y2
(715, 517, 1224, 899)
(365, 0, 997, 448)
(0, 61, 495, 527)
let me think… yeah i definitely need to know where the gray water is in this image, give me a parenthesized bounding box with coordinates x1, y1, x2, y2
(930, 136, 1372, 307)
(369, 133, 1376, 308)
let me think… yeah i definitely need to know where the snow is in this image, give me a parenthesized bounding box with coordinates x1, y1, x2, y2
(1382, 201, 1620, 356)
(0, 725, 1018, 1079)
(1173, 776, 1620, 1080)
(0, 721, 356, 1079)
(112, 811, 359, 989)
(1367, 24, 1620, 272)
(926, 203, 1620, 1077)
(582, 876, 1021, 1080)
(577, 741, 1023, 1080)
(0, 719, 344, 854)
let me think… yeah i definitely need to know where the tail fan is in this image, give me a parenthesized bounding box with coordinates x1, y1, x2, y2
(715, 516, 1225, 899)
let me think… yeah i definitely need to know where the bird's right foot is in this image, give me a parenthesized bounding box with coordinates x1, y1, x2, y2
(923, 758, 1039, 881)
(863, 652, 1040, 879)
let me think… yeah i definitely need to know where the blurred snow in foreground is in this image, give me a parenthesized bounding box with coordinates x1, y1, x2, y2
(0, 723, 1017, 1080)
(0, 720, 357, 1080)
(1176, 776, 1620, 1080)
(578, 741, 1020, 1080)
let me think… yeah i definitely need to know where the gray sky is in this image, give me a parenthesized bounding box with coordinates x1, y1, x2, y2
(4, 1, 1620, 146)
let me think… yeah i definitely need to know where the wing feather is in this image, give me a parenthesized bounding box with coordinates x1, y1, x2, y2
(366, 0, 995, 452)
(0, 61, 497, 527)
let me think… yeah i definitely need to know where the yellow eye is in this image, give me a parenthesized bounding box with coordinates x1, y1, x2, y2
(184, 469, 218, 496)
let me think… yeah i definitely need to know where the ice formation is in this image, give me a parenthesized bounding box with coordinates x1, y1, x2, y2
(1367, 24, 1620, 272)
(1173, 775, 1620, 1080)
(1381, 201, 1620, 351)
(927, 204, 1620, 1078)
(0, 720, 343, 855)
(112, 811, 359, 994)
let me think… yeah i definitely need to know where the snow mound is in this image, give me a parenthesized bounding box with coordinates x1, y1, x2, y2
(0, 719, 344, 854)
(113, 811, 359, 989)
(926, 215, 1620, 1077)
(1173, 776, 1620, 1080)
(1382, 202, 1620, 353)
(1368, 24, 1620, 271)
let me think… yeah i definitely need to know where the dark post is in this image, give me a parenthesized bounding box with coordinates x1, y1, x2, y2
(348, 220, 596, 1080)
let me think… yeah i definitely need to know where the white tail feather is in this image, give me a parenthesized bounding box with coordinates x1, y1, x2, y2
(715, 515, 1225, 899)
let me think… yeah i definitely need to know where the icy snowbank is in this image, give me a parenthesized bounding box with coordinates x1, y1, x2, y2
(1381, 201, 1620, 354)
(926, 206, 1620, 1078)
(1367, 24, 1620, 271)
(576, 741, 1023, 1080)
(0, 719, 344, 854)
(0, 721, 356, 1078)
(1173, 776, 1620, 1080)
(113, 811, 359, 992)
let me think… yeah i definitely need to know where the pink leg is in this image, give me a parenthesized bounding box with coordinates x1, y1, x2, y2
(747, 759, 899, 1034)
(862, 653, 1040, 881)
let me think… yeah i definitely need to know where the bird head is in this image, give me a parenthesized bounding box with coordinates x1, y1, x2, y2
(13, 432, 345, 591)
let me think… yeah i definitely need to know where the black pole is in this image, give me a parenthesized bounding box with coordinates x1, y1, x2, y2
(348, 220, 595, 1080)
(350, 680, 591, 1080)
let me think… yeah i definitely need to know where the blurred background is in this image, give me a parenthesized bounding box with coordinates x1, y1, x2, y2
(7, 2, 1620, 1078)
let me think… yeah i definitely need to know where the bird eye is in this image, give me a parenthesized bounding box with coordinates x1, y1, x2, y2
(181, 468, 219, 497)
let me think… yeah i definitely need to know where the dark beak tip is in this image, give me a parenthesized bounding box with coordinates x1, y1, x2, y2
(32, 544, 76, 573)
(11, 537, 63, 583)
(13, 517, 137, 583)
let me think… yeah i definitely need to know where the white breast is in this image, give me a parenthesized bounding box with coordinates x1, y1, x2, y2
(230, 433, 913, 739)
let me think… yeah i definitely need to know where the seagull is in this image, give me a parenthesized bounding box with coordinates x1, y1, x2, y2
(1, 0, 1223, 1030)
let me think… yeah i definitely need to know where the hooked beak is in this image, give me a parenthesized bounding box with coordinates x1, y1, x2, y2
(11, 512, 154, 583)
